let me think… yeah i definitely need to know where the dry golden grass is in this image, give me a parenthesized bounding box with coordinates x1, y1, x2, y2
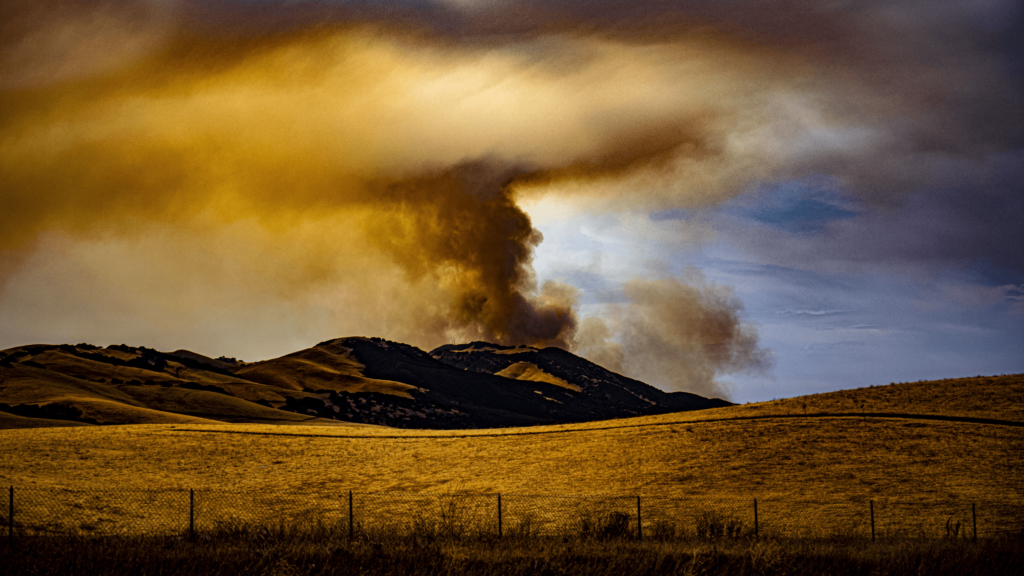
(707, 374, 1024, 422)
(4, 529, 1021, 576)
(235, 344, 418, 397)
(23, 348, 284, 398)
(4, 416, 1015, 499)
(0, 362, 344, 426)
(1, 376, 1019, 495)
(495, 362, 579, 391)
(0, 342, 424, 428)
(0, 365, 290, 426)
(1, 374, 1020, 538)
(0, 411, 87, 429)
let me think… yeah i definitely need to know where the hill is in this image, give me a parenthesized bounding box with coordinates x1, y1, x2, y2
(0, 374, 1020, 538)
(0, 338, 729, 429)
(431, 341, 727, 415)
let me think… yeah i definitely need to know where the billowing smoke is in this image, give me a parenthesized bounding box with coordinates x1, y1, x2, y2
(365, 161, 577, 348)
(1, 1, 783, 356)
(1, 0, 1018, 389)
(575, 272, 773, 400)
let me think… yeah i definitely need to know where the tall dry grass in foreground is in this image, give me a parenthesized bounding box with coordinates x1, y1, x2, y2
(2, 528, 1021, 576)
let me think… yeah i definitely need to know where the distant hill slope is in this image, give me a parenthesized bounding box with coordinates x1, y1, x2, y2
(683, 373, 1024, 424)
(0, 343, 345, 429)
(0, 338, 730, 429)
(430, 341, 728, 415)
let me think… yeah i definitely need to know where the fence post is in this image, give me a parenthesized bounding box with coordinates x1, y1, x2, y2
(754, 499, 758, 539)
(636, 496, 642, 541)
(189, 489, 194, 541)
(970, 500, 978, 541)
(8, 486, 12, 540)
(348, 490, 353, 539)
(497, 494, 502, 539)
(869, 500, 875, 542)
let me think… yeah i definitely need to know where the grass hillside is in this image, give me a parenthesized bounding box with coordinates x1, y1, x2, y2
(1, 373, 1021, 551)
(429, 341, 729, 415)
(0, 410, 86, 429)
(0, 357, 328, 427)
(0, 338, 731, 429)
(495, 362, 578, 391)
(0, 342, 417, 427)
(2, 375, 1020, 506)
(235, 342, 418, 397)
(673, 374, 1024, 423)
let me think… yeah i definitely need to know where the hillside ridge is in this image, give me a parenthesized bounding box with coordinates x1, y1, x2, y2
(0, 337, 730, 429)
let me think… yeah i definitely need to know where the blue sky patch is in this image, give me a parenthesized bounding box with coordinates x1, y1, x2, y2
(723, 180, 860, 234)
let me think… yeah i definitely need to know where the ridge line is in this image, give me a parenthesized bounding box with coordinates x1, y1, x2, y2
(163, 411, 1024, 440)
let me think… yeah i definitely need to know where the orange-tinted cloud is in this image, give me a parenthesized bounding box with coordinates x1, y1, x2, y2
(0, 4, 805, 354)
(1, 0, 1017, 388)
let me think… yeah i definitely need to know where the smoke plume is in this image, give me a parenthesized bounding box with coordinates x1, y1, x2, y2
(365, 161, 577, 348)
(1, 0, 1018, 390)
(575, 272, 773, 400)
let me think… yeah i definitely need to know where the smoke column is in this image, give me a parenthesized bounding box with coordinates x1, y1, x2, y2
(365, 161, 577, 348)
(2, 0, 1017, 391)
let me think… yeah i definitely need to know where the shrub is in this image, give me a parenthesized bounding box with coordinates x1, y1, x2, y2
(695, 510, 746, 541)
(650, 519, 677, 541)
(507, 513, 539, 540)
(578, 511, 633, 540)
(410, 493, 470, 541)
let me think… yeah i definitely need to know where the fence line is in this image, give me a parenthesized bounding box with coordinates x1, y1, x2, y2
(3, 486, 1021, 541)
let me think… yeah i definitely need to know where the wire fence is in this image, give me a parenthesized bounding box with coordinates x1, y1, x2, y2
(3, 487, 1021, 541)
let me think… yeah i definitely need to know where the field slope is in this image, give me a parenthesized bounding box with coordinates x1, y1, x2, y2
(1, 374, 1019, 494)
(1, 373, 1021, 539)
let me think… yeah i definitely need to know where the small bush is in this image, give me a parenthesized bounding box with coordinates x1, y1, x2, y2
(578, 511, 633, 540)
(410, 494, 471, 541)
(507, 513, 539, 540)
(650, 519, 677, 541)
(695, 510, 747, 541)
(437, 493, 470, 539)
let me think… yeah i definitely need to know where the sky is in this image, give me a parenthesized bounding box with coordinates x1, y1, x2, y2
(1, 0, 1021, 403)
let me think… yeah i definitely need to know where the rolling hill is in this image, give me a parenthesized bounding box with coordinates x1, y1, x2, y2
(0, 373, 1020, 540)
(0, 337, 730, 429)
(430, 341, 722, 416)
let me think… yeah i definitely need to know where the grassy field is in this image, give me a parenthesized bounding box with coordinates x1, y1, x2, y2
(1, 374, 1022, 543)
(2, 374, 1020, 491)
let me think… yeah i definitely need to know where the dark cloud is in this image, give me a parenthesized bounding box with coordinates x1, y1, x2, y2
(712, 152, 1024, 286)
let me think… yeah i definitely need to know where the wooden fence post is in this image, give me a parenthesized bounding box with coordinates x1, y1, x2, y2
(348, 491, 353, 539)
(636, 496, 642, 541)
(189, 488, 194, 541)
(972, 503, 977, 541)
(754, 499, 758, 539)
(869, 500, 875, 542)
(497, 494, 502, 539)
